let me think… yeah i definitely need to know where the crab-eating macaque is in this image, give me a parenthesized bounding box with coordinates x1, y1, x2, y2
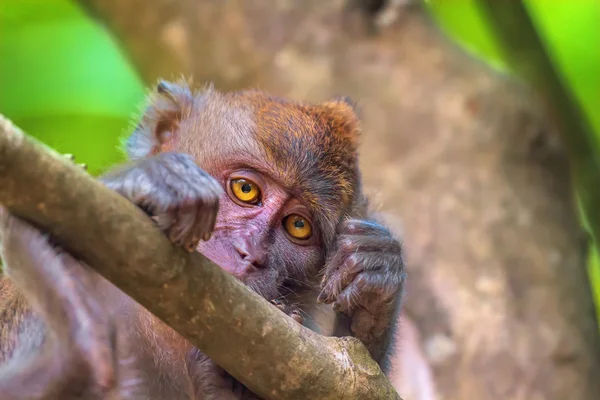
(0, 79, 406, 399)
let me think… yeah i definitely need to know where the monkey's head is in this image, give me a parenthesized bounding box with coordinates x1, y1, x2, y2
(126, 80, 362, 299)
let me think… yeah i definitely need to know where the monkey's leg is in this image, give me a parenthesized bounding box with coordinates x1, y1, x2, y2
(0, 208, 133, 399)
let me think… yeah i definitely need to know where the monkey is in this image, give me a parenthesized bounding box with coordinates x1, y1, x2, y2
(0, 79, 406, 399)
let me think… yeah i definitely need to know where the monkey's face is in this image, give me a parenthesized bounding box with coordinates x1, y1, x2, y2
(196, 165, 323, 300)
(128, 81, 361, 300)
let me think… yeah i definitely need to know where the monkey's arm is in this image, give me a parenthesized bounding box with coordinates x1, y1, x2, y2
(319, 217, 406, 366)
(0, 207, 131, 399)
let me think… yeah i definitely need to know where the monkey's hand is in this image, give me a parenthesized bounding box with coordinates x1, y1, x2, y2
(0, 208, 135, 399)
(99, 152, 223, 252)
(318, 219, 405, 360)
(270, 299, 304, 325)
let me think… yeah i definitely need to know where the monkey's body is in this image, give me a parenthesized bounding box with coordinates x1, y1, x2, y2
(0, 81, 405, 399)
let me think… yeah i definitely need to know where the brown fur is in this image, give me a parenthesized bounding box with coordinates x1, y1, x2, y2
(241, 91, 362, 246)
(0, 79, 404, 399)
(130, 81, 362, 247)
(0, 279, 29, 363)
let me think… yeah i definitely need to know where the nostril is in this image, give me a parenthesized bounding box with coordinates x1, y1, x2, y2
(235, 246, 249, 259)
(234, 244, 267, 269)
(249, 259, 265, 269)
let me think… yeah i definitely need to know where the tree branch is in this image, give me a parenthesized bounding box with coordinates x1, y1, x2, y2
(0, 114, 400, 400)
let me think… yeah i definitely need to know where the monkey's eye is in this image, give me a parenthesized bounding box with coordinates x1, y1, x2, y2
(230, 178, 261, 204)
(283, 214, 312, 241)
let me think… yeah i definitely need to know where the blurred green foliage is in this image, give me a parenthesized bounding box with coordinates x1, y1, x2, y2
(426, 0, 600, 321)
(0, 0, 145, 175)
(426, 0, 600, 138)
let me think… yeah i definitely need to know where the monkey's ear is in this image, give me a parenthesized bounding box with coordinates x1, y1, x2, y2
(125, 79, 194, 160)
(330, 96, 360, 114)
(312, 97, 361, 148)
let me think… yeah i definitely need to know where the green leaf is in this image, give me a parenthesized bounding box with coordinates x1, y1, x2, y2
(0, 0, 146, 175)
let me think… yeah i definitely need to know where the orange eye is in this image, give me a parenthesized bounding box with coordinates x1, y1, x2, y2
(230, 178, 261, 204)
(284, 214, 312, 240)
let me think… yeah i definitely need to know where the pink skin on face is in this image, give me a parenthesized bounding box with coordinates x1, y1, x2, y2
(196, 165, 321, 299)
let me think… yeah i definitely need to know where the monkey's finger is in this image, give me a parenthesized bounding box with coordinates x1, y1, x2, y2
(323, 248, 404, 290)
(171, 200, 199, 250)
(184, 205, 203, 252)
(331, 283, 361, 314)
(270, 299, 304, 325)
(195, 201, 214, 243)
(206, 201, 219, 240)
(167, 203, 208, 251)
(290, 311, 304, 325)
(333, 271, 399, 315)
(337, 233, 401, 255)
(152, 213, 175, 231)
(341, 218, 393, 237)
(331, 277, 368, 314)
(318, 249, 346, 287)
(319, 252, 369, 303)
(190, 206, 207, 247)
(317, 273, 345, 304)
(270, 299, 286, 311)
(320, 237, 398, 289)
(168, 210, 187, 247)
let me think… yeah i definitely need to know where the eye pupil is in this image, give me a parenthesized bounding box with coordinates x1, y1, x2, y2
(230, 178, 261, 205)
(241, 183, 252, 193)
(284, 214, 312, 241)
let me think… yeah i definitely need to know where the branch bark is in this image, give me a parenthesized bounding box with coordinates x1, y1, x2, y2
(0, 114, 401, 400)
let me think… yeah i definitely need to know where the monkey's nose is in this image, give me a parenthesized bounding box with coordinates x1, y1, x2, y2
(235, 244, 267, 269)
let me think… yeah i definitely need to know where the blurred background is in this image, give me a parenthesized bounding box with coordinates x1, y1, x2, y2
(1, 0, 600, 399)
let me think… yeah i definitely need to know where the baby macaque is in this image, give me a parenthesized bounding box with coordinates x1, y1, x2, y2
(0, 80, 405, 399)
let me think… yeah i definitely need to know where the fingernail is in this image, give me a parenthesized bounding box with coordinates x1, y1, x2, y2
(291, 313, 303, 324)
(318, 292, 331, 304)
(202, 232, 212, 241)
